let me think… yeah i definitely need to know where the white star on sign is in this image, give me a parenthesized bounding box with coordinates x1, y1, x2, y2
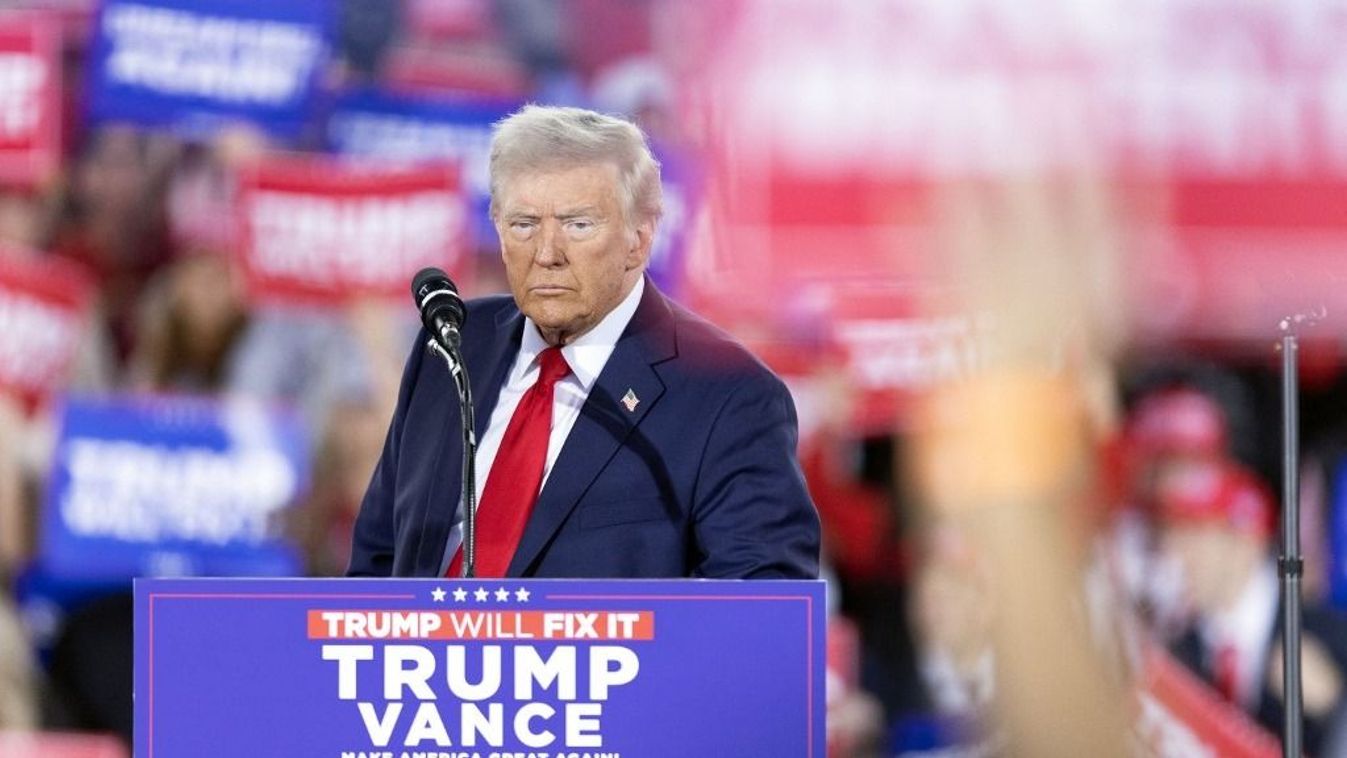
(494, 587, 510, 602)
(452, 587, 468, 602)
(473, 587, 489, 602)
(431, 587, 446, 602)
(514, 587, 531, 602)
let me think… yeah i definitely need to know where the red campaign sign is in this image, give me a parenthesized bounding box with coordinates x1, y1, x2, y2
(1135, 646, 1280, 758)
(383, 44, 530, 99)
(237, 156, 470, 305)
(0, 12, 61, 187)
(0, 252, 92, 410)
(825, 283, 980, 434)
(698, 276, 969, 435)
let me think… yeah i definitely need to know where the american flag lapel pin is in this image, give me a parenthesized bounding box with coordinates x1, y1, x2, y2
(621, 388, 640, 412)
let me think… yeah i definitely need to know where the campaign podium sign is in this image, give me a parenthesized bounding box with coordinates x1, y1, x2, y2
(135, 578, 826, 757)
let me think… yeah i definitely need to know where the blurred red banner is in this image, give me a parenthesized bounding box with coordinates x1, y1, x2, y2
(670, 0, 1347, 429)
(0, 251, 91, 411)
(1136, 647, 1280, 758)
(236, 155, 470, 306)
(1129, 178, 1347, 344)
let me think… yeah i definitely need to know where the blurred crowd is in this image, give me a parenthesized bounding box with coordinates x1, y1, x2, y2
(0, 0, 690, 752)
(0, 1, 1345, 757)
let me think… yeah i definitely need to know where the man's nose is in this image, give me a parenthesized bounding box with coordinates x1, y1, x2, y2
(534, 220, 566, 267)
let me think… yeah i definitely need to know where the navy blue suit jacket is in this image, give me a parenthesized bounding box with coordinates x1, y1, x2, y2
(347, 279, 820, 578)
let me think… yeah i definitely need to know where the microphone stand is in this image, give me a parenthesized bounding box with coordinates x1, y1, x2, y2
(1277, 306, 1324, 758)
(428, 338, 477, 578)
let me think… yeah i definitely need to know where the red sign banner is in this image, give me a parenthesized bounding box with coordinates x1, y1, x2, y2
(237, 155, 469, 305)
(0, 12, 61, 187)
(1136, 647, 1280, 758)
(0, 251, 92, 410)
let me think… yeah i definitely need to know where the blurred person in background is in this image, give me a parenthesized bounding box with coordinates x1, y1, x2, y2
(1158, 459, 1347, 754)
(1111, 377, 1247, 636)
(297, 397, 394, 576)
(334, 0, 401, 85)
(891, 520, 998, 753)
(50, 126, 177, 369)
(43, 592, 133, 745)
(0, 586, 38, 730)
(0, 189, 54, 250)
(0, 397, 25, 578)
(125, 131, 260, 394)
(0, 243, 113, 578)
(291, 298, 411, 576)
(797, 368, 915, 735)
(126, 251, 248, 393)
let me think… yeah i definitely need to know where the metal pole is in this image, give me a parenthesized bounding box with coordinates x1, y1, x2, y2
(1280, 325, 1303, 758)
(429, 339, 477, 578)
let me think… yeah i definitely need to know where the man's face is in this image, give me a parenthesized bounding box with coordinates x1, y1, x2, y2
(1161, 523, 1263, 615)
(495, 163, 652, 345)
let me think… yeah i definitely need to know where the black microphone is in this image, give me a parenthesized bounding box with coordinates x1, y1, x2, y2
(412, 267, 467, 350)
(411, 267, 478, 576)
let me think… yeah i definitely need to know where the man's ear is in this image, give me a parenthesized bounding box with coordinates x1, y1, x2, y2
(627, 219, 655, 270)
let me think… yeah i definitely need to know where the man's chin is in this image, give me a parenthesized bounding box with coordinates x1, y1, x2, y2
(524, 309, 586, 341)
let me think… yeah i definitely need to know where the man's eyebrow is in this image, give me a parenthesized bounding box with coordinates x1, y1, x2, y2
(556, 206, 602, 219)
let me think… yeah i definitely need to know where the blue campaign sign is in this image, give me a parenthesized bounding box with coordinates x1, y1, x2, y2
(327, 88, 519, 251)
(86, 0, 336, 141)
(41, 394, 308, 580)
(135, 578, 826, 757)
(1332, 459, 1347, 608)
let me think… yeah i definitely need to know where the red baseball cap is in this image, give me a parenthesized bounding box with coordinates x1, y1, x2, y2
(1155, 461, 1276, 540)
(1125, 388, 1229, 459)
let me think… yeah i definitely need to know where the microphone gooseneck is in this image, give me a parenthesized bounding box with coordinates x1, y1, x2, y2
(410, 268, 477, 578)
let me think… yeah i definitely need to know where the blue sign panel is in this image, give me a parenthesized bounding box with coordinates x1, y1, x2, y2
(41, 394, 308, 579)
(1331, 459, 1347, 608)
(136, 578, 826, 757)
(86, 0, 336, 140)
(326, 88, 519, 251)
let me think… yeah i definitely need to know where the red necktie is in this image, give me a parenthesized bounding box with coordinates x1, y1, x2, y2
(447, 346, 570, 577)
(1214, 642, 1240, 703)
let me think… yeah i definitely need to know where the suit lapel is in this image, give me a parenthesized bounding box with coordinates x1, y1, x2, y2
(507, 282, 677, 575)
(412, 307, 523, 574)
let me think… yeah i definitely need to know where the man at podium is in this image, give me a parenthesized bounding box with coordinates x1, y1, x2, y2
(348, 105, 820, 580)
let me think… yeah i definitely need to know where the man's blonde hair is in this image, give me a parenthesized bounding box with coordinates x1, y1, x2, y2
(488, 105, 662, 225)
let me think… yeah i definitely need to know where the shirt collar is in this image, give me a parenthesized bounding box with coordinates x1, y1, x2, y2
(518, 275, 645, 391)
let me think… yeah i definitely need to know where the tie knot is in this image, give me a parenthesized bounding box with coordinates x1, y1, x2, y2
(536, 347, 571, 387)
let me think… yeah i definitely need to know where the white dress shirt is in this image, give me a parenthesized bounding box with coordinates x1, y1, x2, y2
(1199, 560, 1279, 709)
(439, 276, 645, 573)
